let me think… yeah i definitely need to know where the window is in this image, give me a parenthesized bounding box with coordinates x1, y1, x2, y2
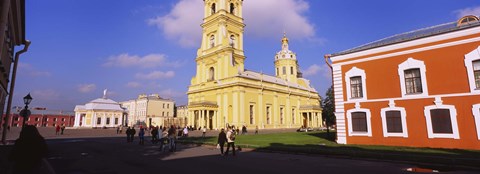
(292, 109, 295, 124)
(106, 118, 110, 125)
(97, 118, 101, 125)
(230, 3, 235, 14)
(229, 35, 235, 47)
(211, 3, 216, 15)
(282, 66, 286, 75)
(280, 107, 284, 124)
(35, 118, 39, 121)
(345, 67, 367, 101)
(424, 98, 459, 139)
(404, 69, 422, 94)
(249, 105, 254, 124)
(465, 45, 480, 93)
(266, 106, 271, 124)
(167, 112, 169, 116)
(351, 112, 367, 132)
(208, 67, 215, 81)
(210, 35, 215, 48)
(276, 68, 279, 76)
(346, 105, 372, 137)
(474, 60, 480, 89)
(398, 58, 428, 97)
(290, 67, 294, 75)
(62, 118, 65, 121)
(430, 109, 452, 133)
(167, 104, 170, 108)
(162, 112, 165, 116)
(115, 118, 119, 125)
(380, 102, 408, 137)
(350, 76, 363, 98)
(163, 104, 165, 108)
(472, 104, 480, 140)
(53, 118, 57, 122)
(385, 111, 402, 133)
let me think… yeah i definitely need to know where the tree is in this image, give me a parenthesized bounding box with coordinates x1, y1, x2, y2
(322, 86, 335, 140)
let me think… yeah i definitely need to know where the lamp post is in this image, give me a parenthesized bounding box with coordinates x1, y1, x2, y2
(19, 93, 32, 128)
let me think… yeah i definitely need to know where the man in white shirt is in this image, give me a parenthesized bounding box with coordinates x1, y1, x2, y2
(225, 126, 236, 156)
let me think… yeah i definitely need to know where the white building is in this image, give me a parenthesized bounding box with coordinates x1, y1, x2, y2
(120, 94, 174, 127)
(74, 90, 126, 128)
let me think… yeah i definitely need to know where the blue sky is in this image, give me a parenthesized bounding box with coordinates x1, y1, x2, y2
(12, 0, 480, 111)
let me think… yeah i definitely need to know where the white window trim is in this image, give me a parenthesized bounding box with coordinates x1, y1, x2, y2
(423, 97, 459, 139)
(472, 104, 480, 140)
(345, 67, 367, 102)
(346, 103, 372, 137)
(380, 100, 408, 138)
(464, 46, 480, 94)
(398, 58, 429, 97)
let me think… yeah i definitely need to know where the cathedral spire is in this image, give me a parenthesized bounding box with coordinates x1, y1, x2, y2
(281, 32, 289, 51)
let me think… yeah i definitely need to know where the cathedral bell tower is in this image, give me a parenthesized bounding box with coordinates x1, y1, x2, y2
(275, 33, 299, 82)
(192, 0, 246, 85)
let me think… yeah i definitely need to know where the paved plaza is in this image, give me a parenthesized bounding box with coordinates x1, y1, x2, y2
(0, 127, 478, 173)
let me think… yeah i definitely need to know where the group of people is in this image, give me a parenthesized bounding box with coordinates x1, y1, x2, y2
(55, 125, 66, 135)
(217, 126, 238, 156)
(124, 125, 178, 152)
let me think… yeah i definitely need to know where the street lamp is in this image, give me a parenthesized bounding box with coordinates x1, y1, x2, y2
(20, 93, 32, 128)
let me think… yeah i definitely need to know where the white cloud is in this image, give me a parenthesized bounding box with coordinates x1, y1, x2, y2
(148, 0, 317, 47)
(303, 64, 331, 79)
(454, 6, 480, 18)
(77, 84, 96, 93)
(159, 89, 185, 99)
(148, 0, 203, 47)
(103, 53, 183, 68)
(135, 71, 175, 80)
(18, 63, 52, 77)
(126, 82, 141, 88)
(31, 89, 61, 100)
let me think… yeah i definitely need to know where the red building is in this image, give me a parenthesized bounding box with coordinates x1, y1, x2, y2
(327, 15, 480, 150)
(2, 107, 74, 127)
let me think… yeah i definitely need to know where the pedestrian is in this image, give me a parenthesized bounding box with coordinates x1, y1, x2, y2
(225, 126, 236, 156)
(202, 126, 207, 137)
(255, 125, 258, 135)
(183, 126, 189, 137)
(217, 128, 227, 156)
(61, 125, 65, 135)
(131, 127, 136, 142)
(119, 126, 123, 134)
(9, 125, 50, 174)
(241, 125, 247, 135)
(55, 125, 60, 135)
(116, 126, 120, 134)
(126, 127, 131, 142)
(159, 127, 168, 152)
(151, 127, 158, 144)
(168, 126, 177, 152)
(139, 128, 145, 145)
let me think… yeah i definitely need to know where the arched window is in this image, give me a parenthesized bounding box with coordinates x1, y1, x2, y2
(210, 35, 215, 48)
(230, 3, 235, 14)
(211, 3, 216, 15)
(209, 67, 215, 81)
(229, 35, 235, 47)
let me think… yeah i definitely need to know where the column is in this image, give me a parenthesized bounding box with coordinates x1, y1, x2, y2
(200, 110, 204, 128)
(74, 113, 80, 127)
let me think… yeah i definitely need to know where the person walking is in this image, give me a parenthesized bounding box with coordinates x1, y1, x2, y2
(183, 126, 189, 137)
(225, 126, 236, 156)
(139, 128, 145, 145)
(131, 127, 136, 142)
(202, 126, 207, 137)
(241, 125, 247, 135)
(168, 126, 177, 152)
(9, 125, 49, 174)
(55, 125, 60, 135)
(217, 128, 227, 156)
(151, 127, 158, 144)
(119, 126, 123, 134)
(61, 125, 66, 135)
(116, 126, 120, 134)
(126, 127, 131, 142)
(255, 125, 259, 135)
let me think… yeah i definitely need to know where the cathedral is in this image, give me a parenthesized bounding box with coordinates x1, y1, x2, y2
(187, 0, 322, 130)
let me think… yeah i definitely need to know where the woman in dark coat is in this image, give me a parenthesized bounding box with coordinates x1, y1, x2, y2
(9, 125, 48, 174)
(217, 128, 227, 156)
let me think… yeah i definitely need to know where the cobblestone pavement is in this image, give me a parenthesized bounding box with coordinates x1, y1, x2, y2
(1, 126, 300, 143)
(1, 127, 478, 174)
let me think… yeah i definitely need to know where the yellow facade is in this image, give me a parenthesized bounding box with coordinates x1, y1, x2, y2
(187, 0, 322, 130)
